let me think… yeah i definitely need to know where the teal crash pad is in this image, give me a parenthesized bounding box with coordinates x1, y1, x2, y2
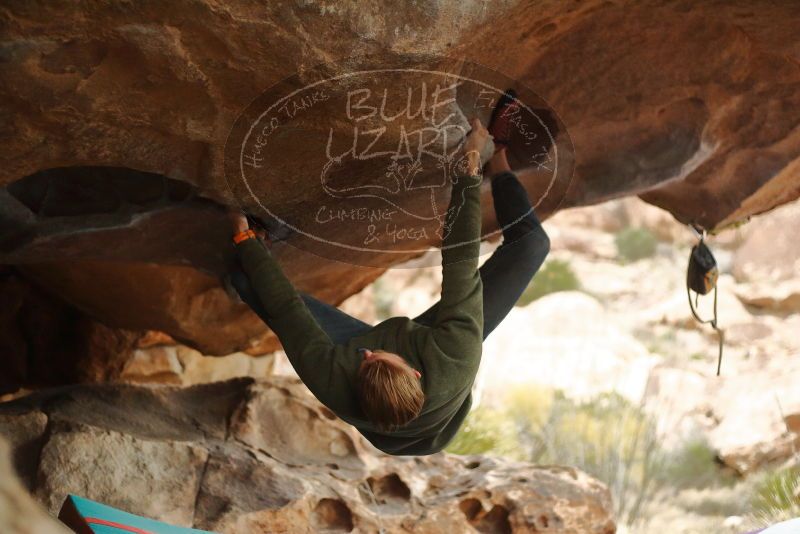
(58, 495, 215, 534)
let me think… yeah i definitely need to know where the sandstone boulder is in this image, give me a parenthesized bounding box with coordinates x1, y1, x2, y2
(734, 280, 800, 315)
(19, 259, 278, 356)
(0, 267, 146, 393)
(120, 343, 275, 386)
(37, 421, 209, 525)
(479, 292, 658, 405)
(706, 355, 800, 475)
(1, 0, 800, 373)
(0, 437, 71, 534)
(732, 202, 800, 283)
(730, 201, 800, 314)
(0, 378, 616, 533)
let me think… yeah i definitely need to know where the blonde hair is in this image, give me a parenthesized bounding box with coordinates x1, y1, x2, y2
(357, 359, 424, 431)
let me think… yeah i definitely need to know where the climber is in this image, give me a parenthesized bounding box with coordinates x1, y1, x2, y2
(226, 95, 550, 456)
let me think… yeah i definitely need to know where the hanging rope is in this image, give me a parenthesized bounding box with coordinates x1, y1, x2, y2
(686, 225, 725, 375)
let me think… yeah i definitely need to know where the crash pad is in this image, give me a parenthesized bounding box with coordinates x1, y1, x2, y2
(58, 495, 214, 534)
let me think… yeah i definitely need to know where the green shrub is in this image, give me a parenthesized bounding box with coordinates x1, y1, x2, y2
(505, 384, 554, 432)
(659, 438, 734, 490)
(445, 407, 522, 459)
(447, 389, 681, 528)
(748, 466, 800, 523)
(673, 484, 750, 518)
(615, 227, 658, 262)
(530, 393, 666, 526)
(516, 259, 581, 306)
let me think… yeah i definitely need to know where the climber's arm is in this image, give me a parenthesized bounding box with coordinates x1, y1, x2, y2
(234, 237, 337, 393)
(432, 170, 483, 337)
(431, 124, 486, 346)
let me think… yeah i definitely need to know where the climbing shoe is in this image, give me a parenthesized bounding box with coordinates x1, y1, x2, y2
(488, 88, 520, 151)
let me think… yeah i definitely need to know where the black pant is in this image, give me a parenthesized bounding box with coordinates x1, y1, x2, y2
(229, 171, 550, 344)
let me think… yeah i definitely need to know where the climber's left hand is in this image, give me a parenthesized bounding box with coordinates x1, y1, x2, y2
(227, 208, 249, 234)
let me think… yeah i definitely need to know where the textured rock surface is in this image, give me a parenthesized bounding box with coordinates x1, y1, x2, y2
(731, 201, 800, 314)
(38, 421, 209, 525)
(0, 412, 48, 490)
(732, 201, 800, 282)
(466, 1, 800, 228)
(0, 264, 278, 392)
(0, 437, 71, 534)
(0, 266, 148, 394)
(479, 291, 657, 404)
(1, 0, 800, 369)
(706, 353, 800, 475)
(2, 0, 799, 227)
(0, 378, 616, 533)
(20, 259, 277, 356)
(119, 342, 275, 386)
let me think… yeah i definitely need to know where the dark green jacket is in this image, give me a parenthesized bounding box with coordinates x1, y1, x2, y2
(235, 175, 483, 455)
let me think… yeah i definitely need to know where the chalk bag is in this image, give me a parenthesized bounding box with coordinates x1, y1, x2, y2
(686, 226, 725, 375)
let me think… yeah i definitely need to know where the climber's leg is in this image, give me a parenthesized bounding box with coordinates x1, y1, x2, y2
(412, 151, 550, 339)
(297, 293, 373, 344)
(477, 167, 550, 338)
(228, 267, 372, 345)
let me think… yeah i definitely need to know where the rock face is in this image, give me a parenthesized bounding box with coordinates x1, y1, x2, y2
(0, 378, 616, 533)
(479, 291, 657, 404)
(0, 436, 71, 534)
(468, 1, 800, 229)
(0, 266, 148, 394)
(119, 341, 276, 386)
(2, 0, 799, 229)
(1, 0, 800, 376)
(706, 356, 800, 475)
(732, 201, 800, 314)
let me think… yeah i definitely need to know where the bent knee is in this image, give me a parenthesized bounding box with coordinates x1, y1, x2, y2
(518, 224, 551, 262)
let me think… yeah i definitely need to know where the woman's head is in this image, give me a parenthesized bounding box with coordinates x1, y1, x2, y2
(356, 349, 424, 431)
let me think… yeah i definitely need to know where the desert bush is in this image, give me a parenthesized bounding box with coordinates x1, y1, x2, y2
(504, 384, 554, 431)
(516, 259, 581, 306)
(672, 484, 750, 518)
(448, 388, 668, 528)
(445, 407, 522, 459)
(745, 466, 800, 528)
(615, 227, 658, 262)
(529, 392, 666, 526)
(659, 437, 735, 490)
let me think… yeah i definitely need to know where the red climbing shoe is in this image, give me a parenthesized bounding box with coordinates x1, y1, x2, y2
(488, 88, 520, 151)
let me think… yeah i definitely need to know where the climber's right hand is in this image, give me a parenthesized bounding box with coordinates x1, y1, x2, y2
(463, 118, 490, 175)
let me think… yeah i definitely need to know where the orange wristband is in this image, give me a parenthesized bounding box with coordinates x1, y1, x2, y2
(233, 229, 256, 244)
